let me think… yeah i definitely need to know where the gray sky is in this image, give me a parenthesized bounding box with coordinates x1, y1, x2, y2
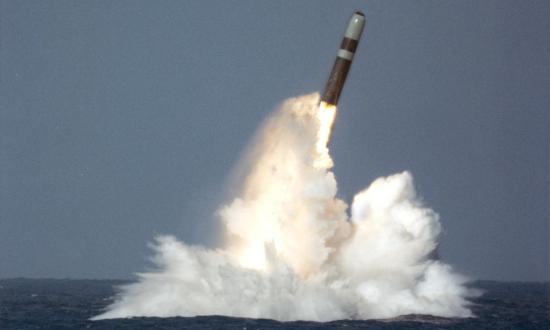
(1, 0, 548, 281)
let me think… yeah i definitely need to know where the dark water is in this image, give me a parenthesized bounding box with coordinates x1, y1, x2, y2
(0, 279, 548, 329)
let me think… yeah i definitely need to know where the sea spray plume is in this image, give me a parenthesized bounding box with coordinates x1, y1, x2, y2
(339, 173, 474, 318)
(93, 93, 476, 321)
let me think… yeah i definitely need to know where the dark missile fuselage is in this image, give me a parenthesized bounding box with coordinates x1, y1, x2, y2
(321, 11, 365, 106)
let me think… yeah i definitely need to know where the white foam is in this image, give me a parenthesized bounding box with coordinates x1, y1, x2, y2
(93, 93, 476, 321)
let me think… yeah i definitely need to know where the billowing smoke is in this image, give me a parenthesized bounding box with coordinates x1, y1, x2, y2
(93, 93, 476, 321)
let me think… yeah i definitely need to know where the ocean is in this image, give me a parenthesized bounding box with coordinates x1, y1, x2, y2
(0, 279, 548, 329)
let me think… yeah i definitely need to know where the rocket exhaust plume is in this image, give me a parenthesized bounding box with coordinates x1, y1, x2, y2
(93, 11, 477, 322)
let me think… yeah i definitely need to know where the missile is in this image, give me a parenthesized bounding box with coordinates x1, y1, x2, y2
(320, 11, 365, 106)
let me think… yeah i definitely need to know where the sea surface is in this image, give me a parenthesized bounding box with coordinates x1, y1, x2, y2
(0, 279, 548, 329)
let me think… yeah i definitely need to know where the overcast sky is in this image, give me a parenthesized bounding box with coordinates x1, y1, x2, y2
(1, 0, 548, 281)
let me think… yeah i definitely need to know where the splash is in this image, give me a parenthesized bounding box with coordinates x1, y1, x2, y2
(93, 93, 476, 321)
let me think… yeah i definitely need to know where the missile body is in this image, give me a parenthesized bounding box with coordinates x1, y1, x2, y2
(320, 11, 365, 106)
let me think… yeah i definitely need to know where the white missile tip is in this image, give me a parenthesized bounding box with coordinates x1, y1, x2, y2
(345, 12, 366, 40)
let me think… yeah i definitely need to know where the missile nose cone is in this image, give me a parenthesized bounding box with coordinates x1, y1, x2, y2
(345, 12, 366, 41)
(354, 10, 365, 16)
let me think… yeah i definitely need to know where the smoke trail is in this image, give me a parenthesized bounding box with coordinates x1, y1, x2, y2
(93, 93, 476, 321)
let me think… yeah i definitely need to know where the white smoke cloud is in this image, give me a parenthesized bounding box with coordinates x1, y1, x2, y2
(93, 93, 477, 321)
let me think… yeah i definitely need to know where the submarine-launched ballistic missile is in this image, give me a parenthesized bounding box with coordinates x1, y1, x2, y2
(320, 11, 365, 106)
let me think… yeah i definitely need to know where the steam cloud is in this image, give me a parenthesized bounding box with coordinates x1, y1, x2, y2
(93, 93, 476, 321)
